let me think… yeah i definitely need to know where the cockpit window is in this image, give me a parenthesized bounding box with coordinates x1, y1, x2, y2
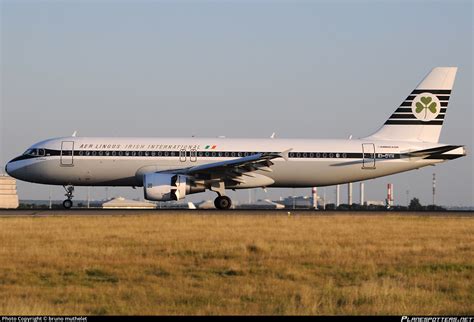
(23, 148, 45, 157)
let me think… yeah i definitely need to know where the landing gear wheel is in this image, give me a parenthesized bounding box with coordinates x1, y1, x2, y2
(63, 199, 73, 209)
(62, 185, 74, 209)
(214, 196, 232, 210)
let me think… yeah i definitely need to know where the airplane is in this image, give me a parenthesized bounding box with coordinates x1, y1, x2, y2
(5, 67, 466, 209)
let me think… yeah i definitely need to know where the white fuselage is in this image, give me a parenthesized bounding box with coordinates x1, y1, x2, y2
(5, 136, 462, 188)
(5, 67, 465, 209)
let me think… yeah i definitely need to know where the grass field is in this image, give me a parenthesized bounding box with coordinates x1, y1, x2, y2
(0, 212, 472, 315)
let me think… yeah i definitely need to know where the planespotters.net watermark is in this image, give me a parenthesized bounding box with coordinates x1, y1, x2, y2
(2, 317, 87, 322)
(402, 317, 474, 322)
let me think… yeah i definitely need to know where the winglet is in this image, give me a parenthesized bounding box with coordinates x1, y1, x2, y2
(280, 148, 292, 161)
(72, 131, 78, 137)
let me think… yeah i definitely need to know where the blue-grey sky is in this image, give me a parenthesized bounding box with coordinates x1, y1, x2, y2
(1, 0, 472, 206)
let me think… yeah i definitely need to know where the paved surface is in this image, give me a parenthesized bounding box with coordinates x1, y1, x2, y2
(0, 209, 472, 217)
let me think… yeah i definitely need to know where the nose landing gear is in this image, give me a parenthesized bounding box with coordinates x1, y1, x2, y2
(63, 185, 74, 209)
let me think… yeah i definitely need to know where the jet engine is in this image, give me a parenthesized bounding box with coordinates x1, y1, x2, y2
(143, 173, 204, 201)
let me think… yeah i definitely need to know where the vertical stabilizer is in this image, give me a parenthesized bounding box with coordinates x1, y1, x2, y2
(365, 67, 457, 142)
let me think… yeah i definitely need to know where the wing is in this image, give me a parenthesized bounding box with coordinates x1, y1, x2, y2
(162, 149, 292, 183)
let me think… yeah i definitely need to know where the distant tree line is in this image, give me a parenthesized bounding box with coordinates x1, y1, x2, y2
(318, 198, 445, 211)
(18, 202, 95, 209)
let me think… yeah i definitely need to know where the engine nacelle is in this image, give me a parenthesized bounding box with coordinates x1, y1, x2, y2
(143, 173, 188, 201)
(143, 173, 205, 201)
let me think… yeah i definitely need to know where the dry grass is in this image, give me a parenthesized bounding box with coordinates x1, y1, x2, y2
(0, 212, 472, 315)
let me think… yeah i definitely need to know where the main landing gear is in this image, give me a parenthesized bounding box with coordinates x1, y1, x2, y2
(211, 181, 232, 210)
(214, 196, 232, 210)
(63, 185, 74, 209)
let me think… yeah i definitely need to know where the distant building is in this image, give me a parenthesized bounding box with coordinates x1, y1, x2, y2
(279, 195, 325, 209)
(196, 200, 216, 209)
(365, 200, 385, 206)
(239, 199, 285, 209)
(280, 196, 312, 209)
(0, 174, 19, 209)
(102, 197, 156, 209)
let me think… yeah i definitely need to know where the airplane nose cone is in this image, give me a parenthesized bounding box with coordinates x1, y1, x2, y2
(4, 158, 35, 182)
(5, 160, 21, 179)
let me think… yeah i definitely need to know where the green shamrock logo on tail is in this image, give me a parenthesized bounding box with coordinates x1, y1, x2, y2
(415, 96, 437, 119)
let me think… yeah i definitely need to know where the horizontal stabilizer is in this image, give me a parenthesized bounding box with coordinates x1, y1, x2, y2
(404, 145, 466, 160)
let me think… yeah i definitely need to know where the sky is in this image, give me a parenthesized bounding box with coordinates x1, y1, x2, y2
(0, 0, 472, 206)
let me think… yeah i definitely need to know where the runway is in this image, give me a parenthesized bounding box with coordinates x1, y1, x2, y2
(0, 208, 472, 217)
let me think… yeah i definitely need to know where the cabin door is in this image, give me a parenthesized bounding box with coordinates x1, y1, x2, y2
(179, 149, 187, 162)
(61, 141, 74, 166)
(362, 143, 376, 169)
